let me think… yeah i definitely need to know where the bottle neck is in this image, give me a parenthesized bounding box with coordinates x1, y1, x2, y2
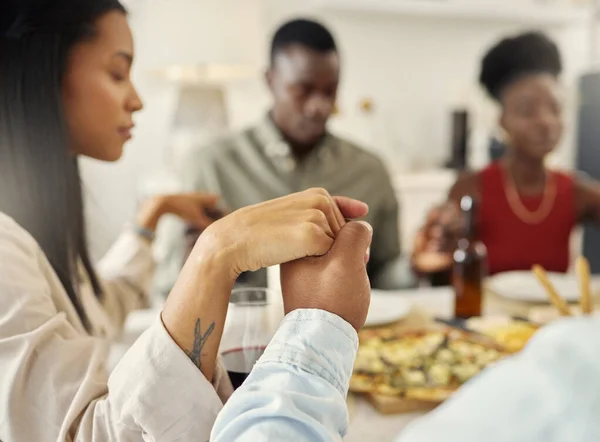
(462, 206, 476, 240)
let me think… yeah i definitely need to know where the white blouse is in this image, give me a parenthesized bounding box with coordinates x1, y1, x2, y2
(0, 212, 232, 442)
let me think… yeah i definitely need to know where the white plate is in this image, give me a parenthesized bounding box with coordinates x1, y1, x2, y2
(487, 271, 599, 303)
(364, 290, 412, 327)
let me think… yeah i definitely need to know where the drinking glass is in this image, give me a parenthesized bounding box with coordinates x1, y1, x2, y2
(220, 288, 283, 389)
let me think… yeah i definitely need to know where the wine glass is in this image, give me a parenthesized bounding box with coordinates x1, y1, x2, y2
(220, 287, 283, 389)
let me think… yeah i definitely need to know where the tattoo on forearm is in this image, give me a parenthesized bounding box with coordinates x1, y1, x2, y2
(187, 318, 215, 369)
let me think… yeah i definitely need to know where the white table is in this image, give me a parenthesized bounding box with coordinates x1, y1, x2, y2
(346, 398, 424, 442)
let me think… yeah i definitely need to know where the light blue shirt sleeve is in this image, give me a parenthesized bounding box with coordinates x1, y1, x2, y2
(210, 308, 358, 442)
(397, 317, 600, 442)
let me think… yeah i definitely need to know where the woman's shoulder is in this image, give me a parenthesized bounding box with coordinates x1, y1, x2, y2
(554, 169, 586, 204)
(0, 213, 47, 284)
(448, 162, 507, 203)
(0, 212, 41, 258)
(551, 168, 577, 187)
(0, 213, 88, 337)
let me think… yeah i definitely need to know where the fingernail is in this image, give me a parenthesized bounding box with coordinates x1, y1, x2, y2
(357, 221, 373, 233)
(364, 246, 371, 264)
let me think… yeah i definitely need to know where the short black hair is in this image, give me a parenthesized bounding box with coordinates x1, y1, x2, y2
(479, 31, 562, 101)
(270, 18, 337, 63)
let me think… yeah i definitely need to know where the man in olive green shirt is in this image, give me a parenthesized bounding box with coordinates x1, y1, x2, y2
(156, 19, 413, 292)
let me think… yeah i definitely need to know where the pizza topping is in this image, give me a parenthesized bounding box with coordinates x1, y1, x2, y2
(376, 383, 404, 396)
(351, 327, 508, 398)
(452, 363, 481, 383)
(403, 369, 427, 387)
(475, 349, 501, 367)
(380, 344, 419, 366)
(428, 363, 452, 386)
(419, 332, 446, 356)
(435, 348, 455, 364)
(354, 358, 387, 374)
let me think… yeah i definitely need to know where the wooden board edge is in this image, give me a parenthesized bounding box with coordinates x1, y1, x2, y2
(366, 393, 441, 415)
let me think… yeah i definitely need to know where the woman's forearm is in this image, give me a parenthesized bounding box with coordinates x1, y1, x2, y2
(158, 189, 370, 382)
(161, 233, 235, 382)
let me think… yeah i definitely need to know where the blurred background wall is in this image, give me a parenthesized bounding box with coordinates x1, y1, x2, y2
(81, 0, 597, 259)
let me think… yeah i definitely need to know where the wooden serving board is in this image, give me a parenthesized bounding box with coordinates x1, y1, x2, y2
(367, 394, 440, 415)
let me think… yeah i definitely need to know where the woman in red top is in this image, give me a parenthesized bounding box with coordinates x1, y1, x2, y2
(413, 32, 600, 279)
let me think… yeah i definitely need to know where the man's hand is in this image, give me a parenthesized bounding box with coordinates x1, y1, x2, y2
(280, 221, 373, 332)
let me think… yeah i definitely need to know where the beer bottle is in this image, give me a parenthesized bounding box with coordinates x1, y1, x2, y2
(453, 195, 487, 318)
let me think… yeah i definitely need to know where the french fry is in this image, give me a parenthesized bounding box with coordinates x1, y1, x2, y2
(576, 256, 593, 315)
(532, 265, 572, 316)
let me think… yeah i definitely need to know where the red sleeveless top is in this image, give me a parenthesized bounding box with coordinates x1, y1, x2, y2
(479, 162, 577, 275)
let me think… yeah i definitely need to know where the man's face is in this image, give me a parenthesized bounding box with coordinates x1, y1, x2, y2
(267, 44, 340, 150)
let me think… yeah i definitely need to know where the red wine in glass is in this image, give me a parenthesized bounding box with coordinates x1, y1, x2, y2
(222, 346, 266, 390)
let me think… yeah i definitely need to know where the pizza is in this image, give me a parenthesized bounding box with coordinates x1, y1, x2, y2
(466, 317, 539, 353)
(350, 326, 508, 401)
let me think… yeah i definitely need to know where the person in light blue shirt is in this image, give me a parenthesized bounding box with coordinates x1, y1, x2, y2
(212, 221, 600, 441)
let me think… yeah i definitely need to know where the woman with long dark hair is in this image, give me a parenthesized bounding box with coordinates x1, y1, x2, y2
(0, 1, 368, 440)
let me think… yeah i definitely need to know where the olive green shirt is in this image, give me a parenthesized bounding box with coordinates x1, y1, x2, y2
(156, 115, 410, 293)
